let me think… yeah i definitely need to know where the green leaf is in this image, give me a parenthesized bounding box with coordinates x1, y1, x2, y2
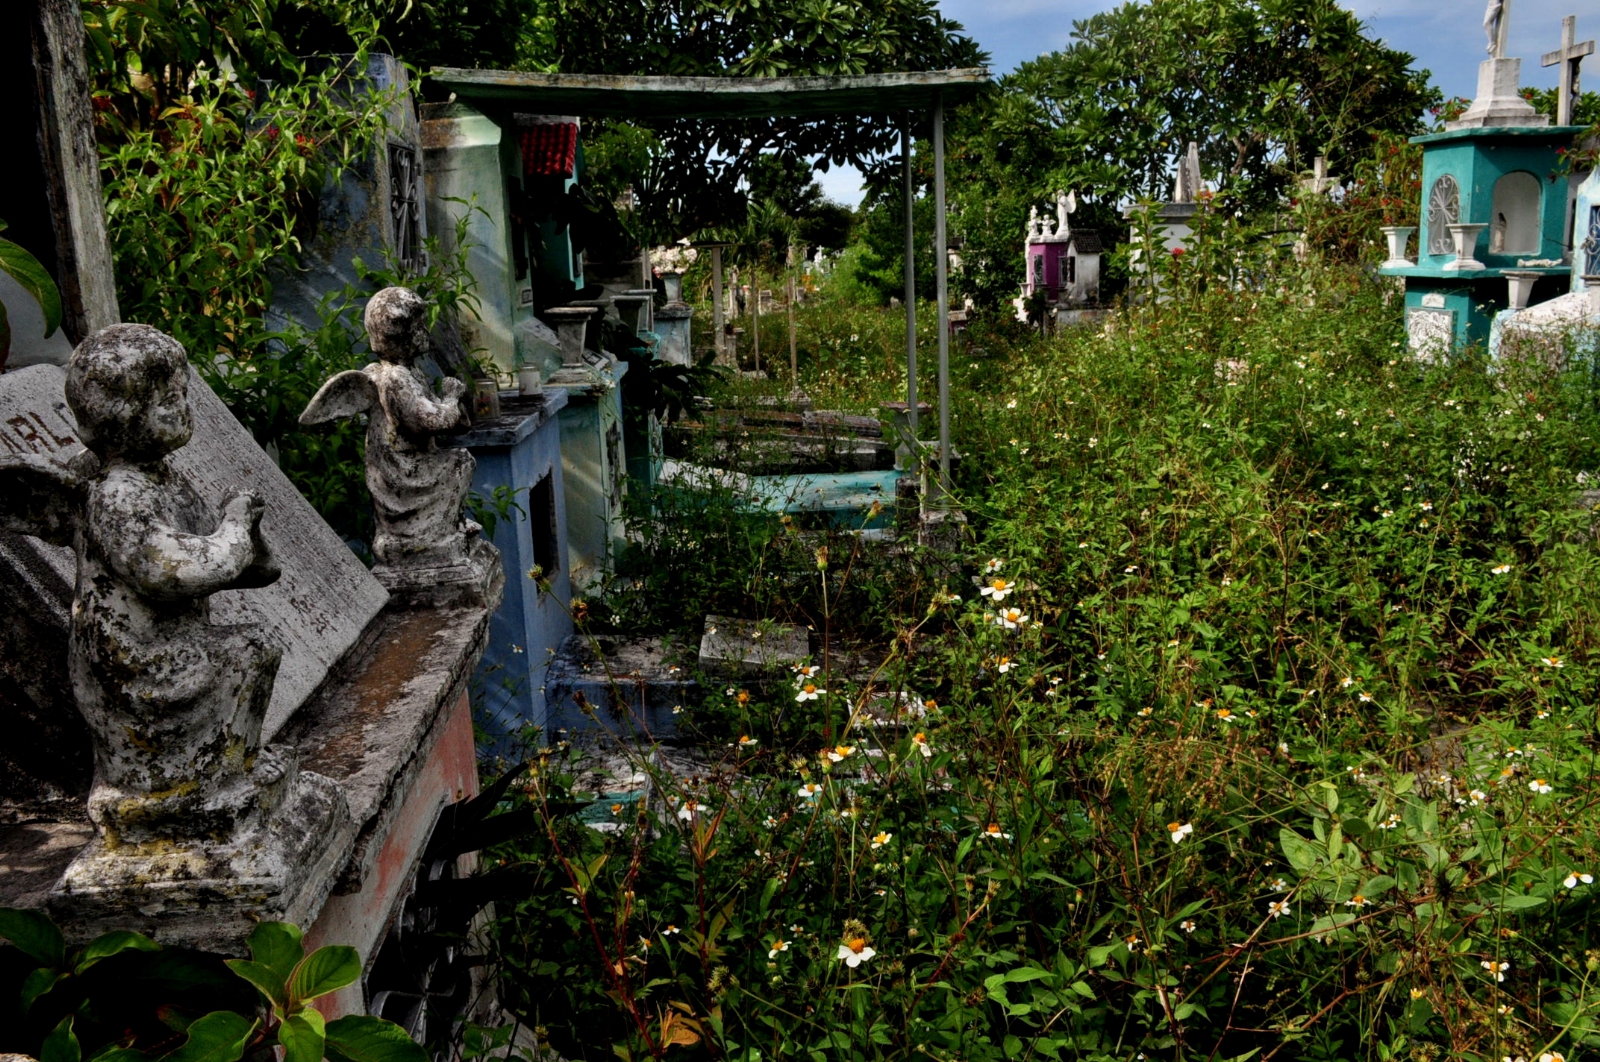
(279, 1013, 326, 1062)
(288, 945, 362, 1004)
(1001, 965, 1052, 984)
(86, 1049, 148, 1062)
(1357, 875, 1396, 899)
(41, 1016, 80, 1062)
(1279, 829, 1319, 874)
(324, 1015, 429, 1062)
(160, 1011, 256, 1062)
(22, 966, 62, 1011)
(1499, 894, 1546, 910)
(0, 237, 63, 337)
(78, 930, 161, 972)
(0, 906, 66, 968)
(247, 922, 304, 980)
(225, 958, 288, 1009)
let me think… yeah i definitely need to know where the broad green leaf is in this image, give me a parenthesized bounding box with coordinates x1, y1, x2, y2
(1357, 875, 1396, 899)
(86, 1049, 148, 1062)
(1279, 829, 1319, 874)
(160, 1011, 256, 1062)
(1002, 965, 1052, 984)
(247, 922, 304, 980)
(279, 1013, 326, 1062)
(22, 966, 62, 1011)
(41, 1016, 80, 1062)
(78, 930, 161, 972)
(0, 237, 63, 337)
(1499, 894, 1546, 910)
(1069, 980, 1096, 1000)
(324, 1015, 429, 1062)
(0, 906, 66, 968)
(289, 945, 361, 1004)
(225, 958, 288, 1009)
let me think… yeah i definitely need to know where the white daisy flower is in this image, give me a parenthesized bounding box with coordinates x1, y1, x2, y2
(871, 831, 892, 849)
(798, 782, 823, 799)
(1180, 919, 1197, 933)
(994, 607, 1028, 630)
(676, 800, 710, 822)
(1481, 959, 1509, 982)
(1267, 900, 1291, 919)
(1168, 821, 1194, 844)
(910, 732, 933, 758)
(837, 939, 876, 967)
(796, 682, 823, 702)
(1563, 871, 1593, 889)
(1529, 778, 1553, 794)
(980, 577, 1013, 601)
(825, 745, 855, 763)
(980, 822, 1012, 841)
(768, 939, 790, 958)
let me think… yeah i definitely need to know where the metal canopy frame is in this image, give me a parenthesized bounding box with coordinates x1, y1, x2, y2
(429, 66, 990, 491)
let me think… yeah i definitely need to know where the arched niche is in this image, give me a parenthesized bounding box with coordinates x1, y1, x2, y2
(1489, 171, 1541, 256)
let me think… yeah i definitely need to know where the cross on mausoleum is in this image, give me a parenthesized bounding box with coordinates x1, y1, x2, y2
(1542, 15, 1595, 127)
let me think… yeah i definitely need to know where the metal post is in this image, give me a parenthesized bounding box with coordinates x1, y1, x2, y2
(711, 245, 726, 362)
(787, 274, 798, 387)
(933, 92, 950, 493)
(752, 268, 760, 372)
(902, 118, 918, 438)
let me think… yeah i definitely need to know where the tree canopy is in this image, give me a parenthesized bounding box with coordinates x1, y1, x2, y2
(930, 0, 1440, 307)
(515, 0, 985, 239)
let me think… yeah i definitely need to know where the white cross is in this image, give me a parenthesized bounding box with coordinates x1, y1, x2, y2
(1543, 16, 1595, 126)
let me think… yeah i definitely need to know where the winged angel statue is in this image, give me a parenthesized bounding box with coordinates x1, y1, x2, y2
(0, 324, 294, 854)
(300, 286, 480, 571)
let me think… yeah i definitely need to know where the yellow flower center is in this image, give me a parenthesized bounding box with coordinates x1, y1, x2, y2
(991, 578, 1008, 591)
(803, 683, 817, 694)
(1168, 822, 1182, 833)
(912, 732, 927, 743)
(986, 823, 1002, 834)
(1351, 895, 1364, 905)
(611, 803, 623, 814)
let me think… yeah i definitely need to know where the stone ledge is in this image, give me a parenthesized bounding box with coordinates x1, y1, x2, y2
(281, 602, 492, 894)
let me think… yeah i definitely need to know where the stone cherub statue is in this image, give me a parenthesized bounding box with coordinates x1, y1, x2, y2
(300, 286, 499, 604)
(0, 324, 342, 876)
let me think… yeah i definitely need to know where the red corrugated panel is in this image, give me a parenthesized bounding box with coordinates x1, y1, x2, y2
(519, 123, 578, 178)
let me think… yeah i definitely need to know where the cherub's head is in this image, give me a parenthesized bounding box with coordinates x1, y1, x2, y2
(66, 324, 193, 461)
(364, 286, 429, 364)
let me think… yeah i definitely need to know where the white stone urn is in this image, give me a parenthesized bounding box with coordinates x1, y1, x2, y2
(661, 272, 685, 303)
(1379, 226, 1416, 268)
(1502, 270, 1541, 311)
(1443, 223, 1487, 271)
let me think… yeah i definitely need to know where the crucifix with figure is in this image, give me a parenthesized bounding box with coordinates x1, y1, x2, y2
(1542, 15, 1595, 127)
(1485, 0, 1510, 59)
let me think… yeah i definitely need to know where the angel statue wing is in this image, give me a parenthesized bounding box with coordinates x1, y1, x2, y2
(0, 454, 85, 547)
(299, 369, 378, 426)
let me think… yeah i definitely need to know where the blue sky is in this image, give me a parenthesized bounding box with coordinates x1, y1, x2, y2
(814, 0, 1590, 205)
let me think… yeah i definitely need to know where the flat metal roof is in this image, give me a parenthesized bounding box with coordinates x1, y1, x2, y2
(427, 68, 990, 119)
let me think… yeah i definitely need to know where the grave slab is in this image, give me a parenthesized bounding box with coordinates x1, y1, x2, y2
(698, 614, 811, 675)
(0, 363, 389, 741)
